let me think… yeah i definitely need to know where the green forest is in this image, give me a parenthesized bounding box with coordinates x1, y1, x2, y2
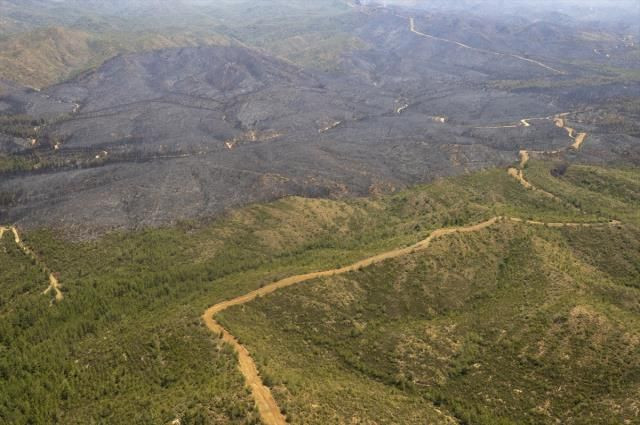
(1, 161, 639, 424)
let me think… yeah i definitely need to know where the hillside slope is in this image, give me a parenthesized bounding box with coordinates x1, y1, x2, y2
(1, 2, 639, 233)
(0, 161, 638, 423)
(216, 163, 640, 424)
(219, 219, 640, 424)
(0, 27, 230, 88)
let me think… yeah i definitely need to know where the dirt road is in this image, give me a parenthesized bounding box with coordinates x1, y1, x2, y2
(508, 167, 533, 189)
(502, 113, 588, 193)
(554, 115, 588, 150)
(202, 214, 621, 424)
(519, 150, 530, 168)
(43, 273, 63, 302)
(507, 159, 555, 195)
(508, 165, 557, 199)
(408, 17, 565, 75)
(474, 117, 545, 130)
(396, 104, 409, 114)
(571, 132, 587, 150)
(508, 217, 621, 227)
(2, 225, 63, 302)
(203, 217, 500, 424)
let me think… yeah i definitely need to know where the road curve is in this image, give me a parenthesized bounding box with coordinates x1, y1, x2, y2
(503, 113, 588, 194)
(202, 215, 620, 424)
(203, 217, 499, 424)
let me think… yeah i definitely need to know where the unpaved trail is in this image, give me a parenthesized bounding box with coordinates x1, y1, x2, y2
(43, 273, 63, 302)
(396, 104, 409, 114)
(203, 217, 499, 425)
(572, 132, 587, 150)
(408, 17, 565, 75)
(508, 160, 555, 196)
(203, 311, 287, 425)
(202, 308, 287, 425)
(503, 113, 588, 194)
(2, 225, 63, 302)
(507, 217, 621, 227)
(508, 167, 533, 189)
(554, 114, 569, 128)
(476, 123, 520, 129)
(508, 165, 557, 199)
(318, 120, 342, 134)
(474, 117, 544, 130)
(202, 215, 621, 424)
(519, 150, 530, 168)
(553, 115, 587, 150)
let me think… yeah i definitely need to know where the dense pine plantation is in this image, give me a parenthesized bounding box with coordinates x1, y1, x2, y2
(1, 161, 639, 424)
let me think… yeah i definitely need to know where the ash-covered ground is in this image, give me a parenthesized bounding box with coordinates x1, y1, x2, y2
(1, 5, 639, 235)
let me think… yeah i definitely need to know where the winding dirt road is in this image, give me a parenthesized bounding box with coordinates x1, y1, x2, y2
(495, 113, 589, 193)
(203, 217, 498, 424)
(508, 167, 533, 189)
(571, 133, 587, 150)
(507, 150, 558, 199)
(202, 214, 619, 424)
(408, 17, 565, 75)
(202, 65, 592, 423)
(554, 115, 588, 150)
(1, 225, 62, 302)
(396, 103, 410, 114)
